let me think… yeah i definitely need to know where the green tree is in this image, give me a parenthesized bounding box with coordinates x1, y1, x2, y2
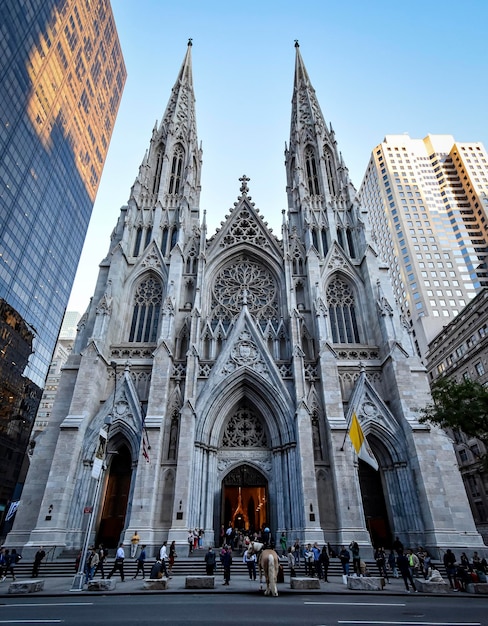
(420, 378, 488, 455)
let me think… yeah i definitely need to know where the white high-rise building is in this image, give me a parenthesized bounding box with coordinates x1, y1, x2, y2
(359, 134, 488, 359)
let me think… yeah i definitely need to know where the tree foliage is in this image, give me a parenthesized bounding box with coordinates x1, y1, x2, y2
(420, 378, 488, 448)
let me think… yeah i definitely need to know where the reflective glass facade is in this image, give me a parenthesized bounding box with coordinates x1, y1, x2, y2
(0, 0, 126, 526)
(0, 0, 126, 386)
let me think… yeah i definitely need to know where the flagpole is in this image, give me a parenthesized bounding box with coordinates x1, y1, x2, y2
(340, 413, 352, 451)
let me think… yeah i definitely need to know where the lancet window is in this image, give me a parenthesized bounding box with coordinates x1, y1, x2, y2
(128, 275, 162, 343)
(152, 146, 163, 195)
(144, 227, 152, 249)
(305, 146, 320, 196)
(133, 226, 143, 256)
(324, 147, 336, 196)
(168, 144, 184, 195)
(326, 276, 360, 343)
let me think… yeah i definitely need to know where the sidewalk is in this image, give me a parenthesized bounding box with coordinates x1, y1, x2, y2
(0, 573, 469, 598)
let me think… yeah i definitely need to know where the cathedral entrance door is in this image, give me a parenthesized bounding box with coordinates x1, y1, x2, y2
(221, 464, 268, 538)
(358, 460, 392, 548)
(96, 444, 132, 549)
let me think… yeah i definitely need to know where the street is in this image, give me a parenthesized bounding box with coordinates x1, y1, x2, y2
(0, 594, 487, 626)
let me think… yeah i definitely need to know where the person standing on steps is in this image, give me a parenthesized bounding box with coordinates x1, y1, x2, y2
(130, 531, 140, 558)
(168, 541, 177, 576)
(107, 542, 125, 582)
(221, 545, 232, 585)
(32, 546, 46, 578)
(205, 546, 217, 575)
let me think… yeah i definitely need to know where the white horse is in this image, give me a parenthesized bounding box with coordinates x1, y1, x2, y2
(246, 540, 279, 597)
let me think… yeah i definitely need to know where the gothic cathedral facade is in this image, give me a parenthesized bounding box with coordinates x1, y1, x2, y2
(10, 43, 484, 557)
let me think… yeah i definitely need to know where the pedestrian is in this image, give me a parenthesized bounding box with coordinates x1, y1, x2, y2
(32, 546, 46, 578)
(388, 550, 398, 578)
(84, 546, 99, 584)
(159, 540, 170, 577)
(107, 542, 125, 581)
(204, 546, 217, 575)
(312, 542, 321, 578)
(397, 549, 417, 592)
(221, 546, 232, 585)
(94, 544, 108, 579)
(198, 529, 204, 549)
(339, 545, 350, 578)
(319, 545, 329, 582)
(4, 549, 20, 581)
(349, 540, 360, 576)
(304, 543, 314, 576)
(443, 549, 457, 590)
(392, 536, 404, 555)
(406, 548, 419, 577)
(280, 532, 287, 558)
(188, 529, 194, 555)
(168, 540, 177, 575)
(287, 546, 296, 578)
(374, 547, 389, 582)
(133, 544, 146, 579)
(243, 548, 257, 580)
(130, 531, 140, 558)
(293, 538, 300, 567)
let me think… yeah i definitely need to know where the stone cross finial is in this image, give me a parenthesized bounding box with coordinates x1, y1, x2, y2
(239, 175, 250, 194)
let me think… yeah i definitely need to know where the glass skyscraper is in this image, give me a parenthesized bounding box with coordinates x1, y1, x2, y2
(0, 0, 126, 529)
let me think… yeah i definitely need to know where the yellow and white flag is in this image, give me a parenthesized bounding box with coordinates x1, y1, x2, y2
(349, 412, 378, 471)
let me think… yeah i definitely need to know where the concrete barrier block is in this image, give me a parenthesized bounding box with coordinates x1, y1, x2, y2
(143, 578, 169, 590)
(466, 582, 488, 594)
(414, 578, 449, 594)
(87, 578, 117, 591)
(185, 576, 215, 589)
(347, 576, 385, 591)
(290, 577, 321, 589)
(8, 579, 45, 594)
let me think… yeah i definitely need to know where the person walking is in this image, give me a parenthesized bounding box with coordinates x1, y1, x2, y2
(287, 546, 296, 578)
(107, 543, 125, 582)
(443, 549, 457, 590)
(339, 545, 350, 577)
(159, 541, 170, 577)
(397, 549, 417, 592)
(168, 541, 177, 576)
(84, 547, 99, 584)
(94, 544, 108, 579)
(133, 544, 146, 579)
(205, 547, 217, 575)
(279, 532, 287, 558)
(374, 547, 389, 582)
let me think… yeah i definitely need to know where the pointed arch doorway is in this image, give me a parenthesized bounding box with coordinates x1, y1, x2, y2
(358, 460, 392, 548)
(96, 444, 133, 549)
(221, 464, 268, 537)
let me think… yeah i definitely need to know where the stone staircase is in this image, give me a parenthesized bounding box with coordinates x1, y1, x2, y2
(10, 550, 446, 580)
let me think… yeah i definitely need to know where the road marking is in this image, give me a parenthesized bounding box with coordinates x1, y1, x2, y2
(1, 603, 92, 608)
(337, 621, 481, 626)
(0, 619, 64, 624)
(305, 602, 407, 607)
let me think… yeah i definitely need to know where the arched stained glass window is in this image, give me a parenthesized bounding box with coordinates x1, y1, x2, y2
(128, 276, 163, 343)
(305, 146, 320, 195)
(168, 144, 184, 195)
(326, 277, 360, 343)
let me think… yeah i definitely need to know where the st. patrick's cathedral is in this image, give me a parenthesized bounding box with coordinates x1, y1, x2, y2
(9, 42, 484, 557)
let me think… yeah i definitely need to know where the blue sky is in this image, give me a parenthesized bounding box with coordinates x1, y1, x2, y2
(68, 0, 488, 312)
